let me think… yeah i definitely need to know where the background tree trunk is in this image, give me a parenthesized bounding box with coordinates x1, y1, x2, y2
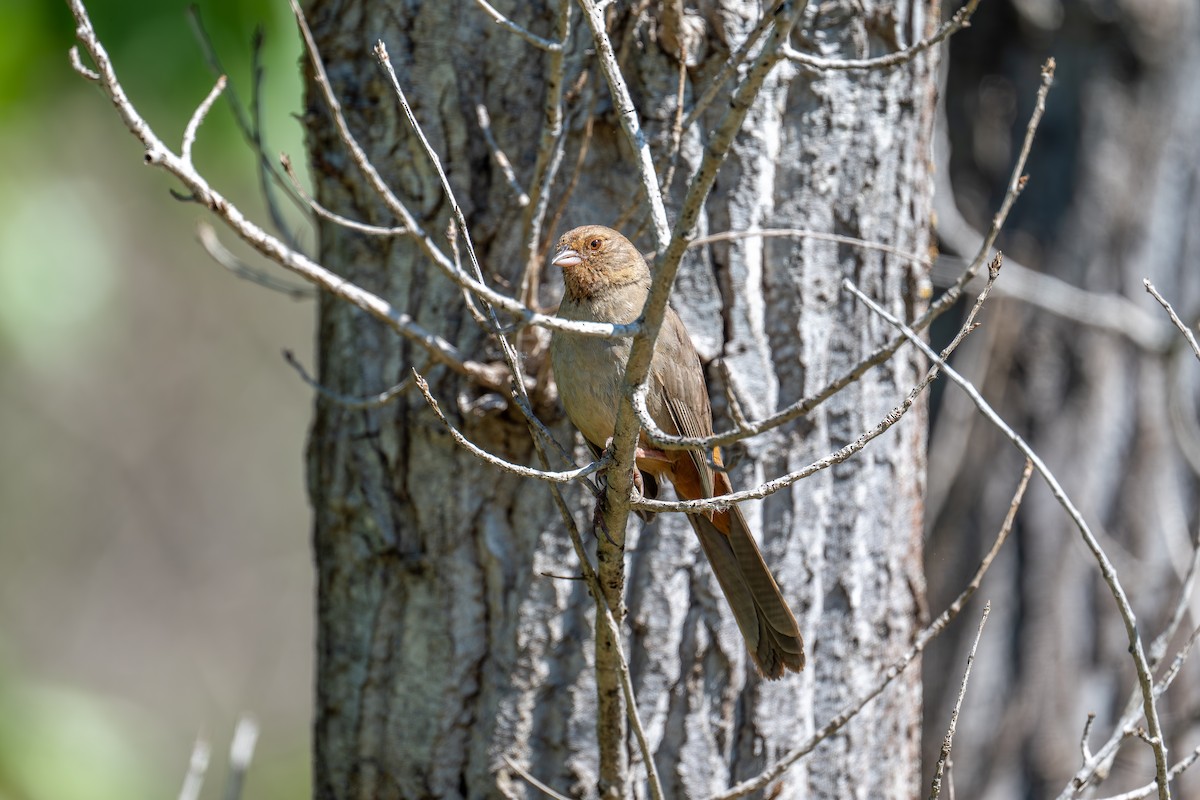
(926, 1, 1200, 797)
(302, 1, 935, 797)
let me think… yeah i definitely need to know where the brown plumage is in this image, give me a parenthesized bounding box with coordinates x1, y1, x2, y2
(548, 224, 805, 679)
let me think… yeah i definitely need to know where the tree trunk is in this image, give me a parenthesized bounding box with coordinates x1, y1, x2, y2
(926, 1, 1200, 796)
(302, 1, 935, 797)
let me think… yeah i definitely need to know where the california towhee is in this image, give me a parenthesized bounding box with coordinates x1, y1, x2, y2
(549, 225, 805, 678)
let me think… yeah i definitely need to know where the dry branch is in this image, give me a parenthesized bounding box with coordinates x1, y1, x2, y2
(850, 280, 1172, 800)
(711, 460, 1033, 800)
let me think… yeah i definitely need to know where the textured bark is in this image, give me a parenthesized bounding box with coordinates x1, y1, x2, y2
(926, 1, 1200, 797)
(303, 1, 935, 797)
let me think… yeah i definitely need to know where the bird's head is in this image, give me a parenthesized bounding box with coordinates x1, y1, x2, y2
(552, 225, 649, 301)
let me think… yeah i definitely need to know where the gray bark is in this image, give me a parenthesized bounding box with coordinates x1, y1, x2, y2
(303, 1, 935, 797)
(926, 1, 1200, 797)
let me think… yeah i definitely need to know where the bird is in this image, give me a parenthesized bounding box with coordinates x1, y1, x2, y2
(548, 224, 805, 679)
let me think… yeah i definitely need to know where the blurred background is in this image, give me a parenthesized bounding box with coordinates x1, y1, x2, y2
(0, 1, 313, 798)
(3, 0, 1199, 798)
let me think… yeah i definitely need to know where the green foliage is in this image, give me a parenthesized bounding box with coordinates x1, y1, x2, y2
(1, 0, 293, 120)
(0, 3, 312, 799)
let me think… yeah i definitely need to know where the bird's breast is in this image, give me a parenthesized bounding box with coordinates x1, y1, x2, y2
(549, 329, 631, 449)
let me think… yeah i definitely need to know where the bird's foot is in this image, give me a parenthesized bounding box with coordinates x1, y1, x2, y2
(599, 437, 667, 498)
(591, 499, 619, 547)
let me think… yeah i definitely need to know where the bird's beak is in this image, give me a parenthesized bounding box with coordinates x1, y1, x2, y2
(552, 247, 581, 268)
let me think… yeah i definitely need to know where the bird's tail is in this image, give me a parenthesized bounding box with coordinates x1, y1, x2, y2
(690, 505, 805, 679)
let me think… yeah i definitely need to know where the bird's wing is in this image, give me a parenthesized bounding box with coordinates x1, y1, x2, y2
(652, 308, 717, 497)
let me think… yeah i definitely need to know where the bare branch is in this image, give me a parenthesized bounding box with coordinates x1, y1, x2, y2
(195, 222, 314, 299)
(577, 0, 670, 248)
(187, 8, 307, 252)
(385, 22, 657, 790)
(711, 460, 1033, 800)
(544, 76, 598, 244)
(178, 734, 211, 800)
(929, 602, 990, 800)
(68, 46, 100, 81)
(637, 60, 1056, 452)
(632, 256, 1002, 515)
(1062, 577, 1200, 799)
(501, 754, 574, 800)
(1156, 623, 1200, 702)
(679, 2, 781, 132)
(849, 278, 1173, 800)
(600, 0, 807, 558)
(280, 153, 409, 237)
(1081, 713, 1097, 763)
(1091, 747, 1200, 800)
(472, 0, 567, 52)
(67, 0, 541, 392)
(783, 0, 981, 71)
(291, 0, 623, 338)
(518, 0, 571, 305)
(373, 38, 602, 500)
(182, 75, 226, 165)
(475, 104, 530, 207)
(414, 371, 610, 483)
(602, 604, 665, 800)
(285, 350, 418, 409)
(1145, 280, 1200, 361)
(223, 715, 259, 800)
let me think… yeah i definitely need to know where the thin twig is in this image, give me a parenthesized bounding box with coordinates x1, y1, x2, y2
(929, 602, 990, 800)
(711, 460, 1033, 800)
(280, 154, 408, 236)
(284, 350, 418, 409)
(716, 361, 753, 434)
(182, 75, 227, 165)
(1145, 281, 1200, 361)
(679, 1, 782, 133)
(69, 46, 100, 80)
(187, 8, 306, 252)
(178, 735, 211, 800)
(1057, 343, 1200, 795)
(1061, 469, 1200, 793)
(222, 715, 259, 800)
(655, 43, 689, 196)
(1090, 747, 1200, 800)
(637, 60, 1057, 453)
(476, 104, 530, 207)
(1081, 713, 1097, 763)
(631, 255, 1003, 515)
(291, 0, 624, 339)
(414, 370, 610, 483)
(501, 755, 574, 800)
(577, 0, 670, 248)
(67, 0, 526, 391)
(379, 30, 659, 796)
(518, 0, 571, 305)
(600, 0, 806, 550)
(374, 38, 657, 793)
(783, 0, 981, 71)
(195, 221, 315, 299)
(1156, 623, 1200, 702)
(848, 279, 1172, 800)
(472, 0, 566, 51)
(544, 77, 597, 249)
(602, 605, 665, 800)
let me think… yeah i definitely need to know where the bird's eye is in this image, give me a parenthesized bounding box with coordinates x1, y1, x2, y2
(588, 239, 602, 250)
